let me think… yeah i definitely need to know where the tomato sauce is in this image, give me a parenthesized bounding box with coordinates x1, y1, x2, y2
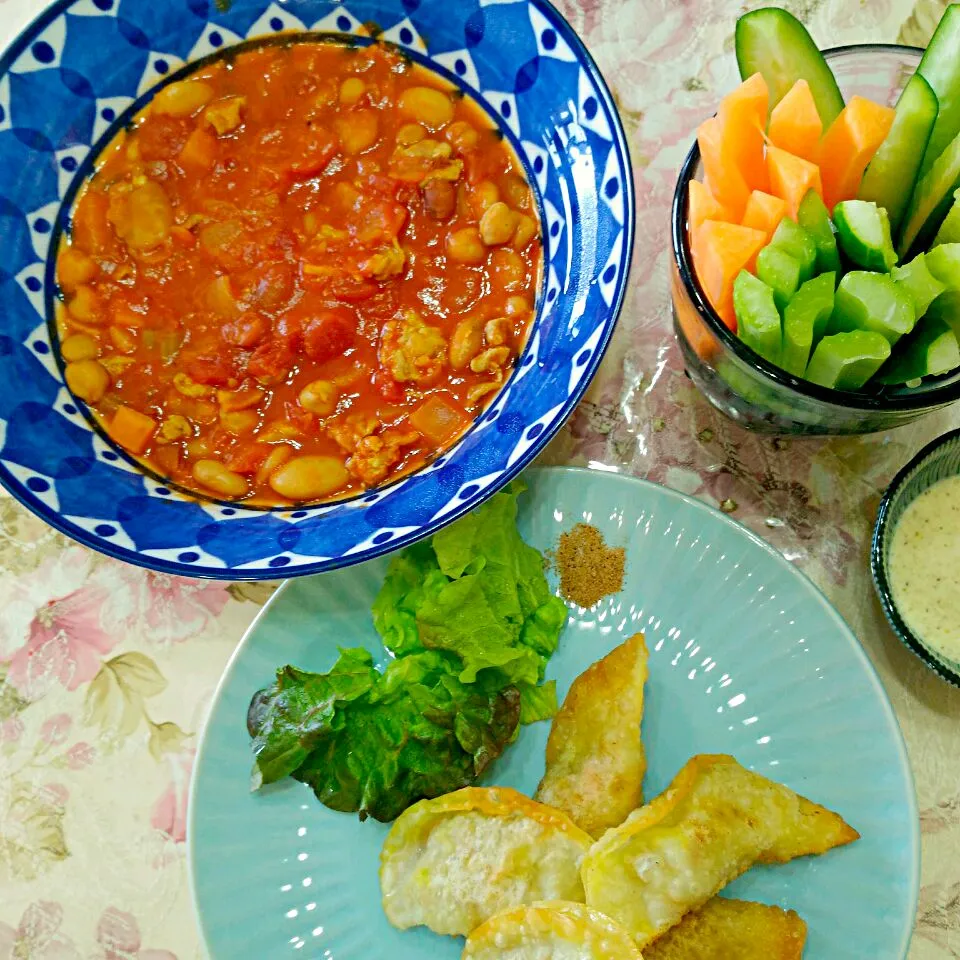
(55, 40, 542, 505)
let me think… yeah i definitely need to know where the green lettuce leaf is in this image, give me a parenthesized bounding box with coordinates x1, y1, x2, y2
(376, 479, 566, 694)
(248, 477, 564, 822)
(247, 648, 378, 786)
(252, 649, 521, 822)
(371, 542, 444, 657)
(517, 679, 558, 724)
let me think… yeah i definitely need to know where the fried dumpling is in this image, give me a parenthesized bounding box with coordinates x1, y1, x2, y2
(462, 901, 642, 960)
(379, 787, 593, 937)
(581, 754, 859, 947)
(535, 633, 648, 838)
(644, 897, 807, 960)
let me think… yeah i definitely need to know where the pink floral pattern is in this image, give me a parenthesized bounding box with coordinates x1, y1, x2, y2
(0, 0, 958, 958)
(115, 570, 229, 646)
(150, 749, 195, 845)
(0, 548, 122, 698)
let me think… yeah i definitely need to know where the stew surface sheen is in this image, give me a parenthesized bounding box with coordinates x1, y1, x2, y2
(55, 40, 542, 505)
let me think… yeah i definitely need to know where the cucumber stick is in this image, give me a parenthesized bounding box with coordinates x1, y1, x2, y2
(733, 270, 782, 364)
(892, 254, 946, 317)
(833, 200, 898, 271)
(756, 246, 801, 313)
(797, 190, 841, 275)
(898, 127, 960, 257)
(858, 74, 938, 235)
(805, 331, 891, 390)
(829, 271, 917, 346)
(735, 7, 844, 125)
(782, 273, 835, 377)
(876, 315, 960, 383)
(916, 4, 960, 181)
(933, 189, 960, 244)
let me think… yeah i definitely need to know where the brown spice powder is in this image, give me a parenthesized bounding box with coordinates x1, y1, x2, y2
(555, 522, 625, 608)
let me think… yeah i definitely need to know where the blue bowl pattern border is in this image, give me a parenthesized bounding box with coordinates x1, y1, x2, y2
(871, 428, 960, 688)
(0, 0, 635, 579)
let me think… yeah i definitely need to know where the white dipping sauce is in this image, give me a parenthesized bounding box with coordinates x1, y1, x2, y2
(888, 474, 960, 663)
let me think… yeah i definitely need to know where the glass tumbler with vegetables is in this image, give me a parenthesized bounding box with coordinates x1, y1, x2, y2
(671, 4, 960, 434)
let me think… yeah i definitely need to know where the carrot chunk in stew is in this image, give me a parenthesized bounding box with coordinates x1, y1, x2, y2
(55, 41, 542, 505)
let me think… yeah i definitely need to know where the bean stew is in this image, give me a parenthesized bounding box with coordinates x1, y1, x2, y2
(55, 40, 542, 505)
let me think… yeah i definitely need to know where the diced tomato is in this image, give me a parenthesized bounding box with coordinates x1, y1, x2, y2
(288, 134, 337, 181)
(71, 190, 113, 256)
(222, 313, 270, 350)
(464, 149, 506, 185)
(135, 115, 190, 162)
(302, 309, 356, 363)
(283, 400, 318, 435)
(152, 444, 180, 476)
(361, 173, 402, 199)
(275, 313, 304, 347)
(355, 201, 407, 243)
(226, 445, 269, 475)
(247, 339, 296, 382)
(245, 261, 296, 310)
(186, 356, 235, 386)
(328, 276, 379, 302)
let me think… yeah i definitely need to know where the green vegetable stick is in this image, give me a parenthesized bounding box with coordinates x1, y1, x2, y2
(858, 74, 938, 235)
(733, 269, 782, 364)
(892, 253, 947, 317)
(769, 217, 818, 283)
(805, 330, 892, 390)
(925, 242, 960, 290)
(797, 190, 841, 276)
(734, 7, 844, 125)
(829, 271, 917, 346)
(926, 289, 960, 340)
(899, 127, 960, 257)
(833, 200, 898, 272)
(933, 188, 960, 245)
(782, 273, 836, 376)
(876, 314, 960, 383)
(915, 5, 960, 181)
(756, 245, 801, 313)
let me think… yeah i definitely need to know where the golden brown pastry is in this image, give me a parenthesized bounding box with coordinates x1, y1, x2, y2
(462, 901, 642, 960)
(379, 787, 593, 938)
(581, 754, 858, 948)
(535, 633, 648, 837)
(644, 897, 807, 960)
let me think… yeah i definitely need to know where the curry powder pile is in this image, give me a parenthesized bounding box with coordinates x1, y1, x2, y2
(555, 522, 625, 608)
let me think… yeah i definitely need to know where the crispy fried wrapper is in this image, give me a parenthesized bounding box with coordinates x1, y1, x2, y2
(581, 754, 859, 947)
(644, 897, 808, 960)
(462, 900, 642, 960)
(379, 787, 593, 938)
(535, 633, 649, 838)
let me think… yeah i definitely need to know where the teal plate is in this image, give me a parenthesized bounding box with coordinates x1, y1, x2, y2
(189, 467, 919, 959)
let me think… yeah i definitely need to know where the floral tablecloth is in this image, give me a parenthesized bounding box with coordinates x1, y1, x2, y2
(1, 0, 959, 957)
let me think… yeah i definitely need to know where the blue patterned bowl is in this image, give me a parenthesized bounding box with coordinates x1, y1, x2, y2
(0, 0, 633, 579)
(872, 429, 960, 687)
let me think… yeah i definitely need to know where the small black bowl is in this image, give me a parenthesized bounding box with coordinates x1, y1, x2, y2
(871, 428, 960, 687)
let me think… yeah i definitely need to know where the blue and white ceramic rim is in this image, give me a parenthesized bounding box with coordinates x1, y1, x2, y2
(872, 428, 960, 687)
(0, 0, 634, 579)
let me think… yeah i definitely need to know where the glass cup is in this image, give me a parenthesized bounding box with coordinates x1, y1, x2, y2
(671, 45, 960, 435)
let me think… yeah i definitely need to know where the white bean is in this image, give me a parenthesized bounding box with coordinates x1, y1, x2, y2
(269, 455, 349, 501)
(192, 459, 249, 499)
